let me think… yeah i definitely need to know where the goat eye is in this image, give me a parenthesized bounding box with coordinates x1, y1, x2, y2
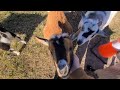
(92, 24, 96, 27)
(88, 28, 91, 31)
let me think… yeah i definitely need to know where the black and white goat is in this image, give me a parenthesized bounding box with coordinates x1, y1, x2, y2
(76, 11, 117, 46)
(0, 26, 26, 55)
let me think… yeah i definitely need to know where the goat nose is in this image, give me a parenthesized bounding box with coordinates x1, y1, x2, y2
(58, 64, 66, 70)
(58, 60, 67, 70)
(77, 40, 82, 45)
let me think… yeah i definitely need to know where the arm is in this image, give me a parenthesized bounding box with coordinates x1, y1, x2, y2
(69, 54, 94, 79)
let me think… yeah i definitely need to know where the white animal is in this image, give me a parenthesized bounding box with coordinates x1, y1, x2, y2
(0, 26, 26, 55)
(77, 11, 117, 46)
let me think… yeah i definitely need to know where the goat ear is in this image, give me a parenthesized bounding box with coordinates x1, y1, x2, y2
(81, 12, 87, 21)
(81, 11, 86, 18)
(78, 12, 86, 30)
(97, 30, 107, 37)
(34, 36, 49, 46)
(78, 19, 83, 30)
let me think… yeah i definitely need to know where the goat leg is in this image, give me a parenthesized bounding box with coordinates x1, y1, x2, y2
(9, 48, 20, 56)
(8, 31, 26, 44)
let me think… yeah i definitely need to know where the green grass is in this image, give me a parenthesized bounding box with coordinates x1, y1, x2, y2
(0, 11, 55, 79)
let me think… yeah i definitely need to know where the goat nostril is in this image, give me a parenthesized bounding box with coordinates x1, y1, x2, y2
(58, 60, 67, 70)
(77, 40, 82, 45)
(58, 64, 66, 70)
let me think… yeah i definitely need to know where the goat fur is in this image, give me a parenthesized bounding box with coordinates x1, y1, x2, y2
(43, 11, 73, 40)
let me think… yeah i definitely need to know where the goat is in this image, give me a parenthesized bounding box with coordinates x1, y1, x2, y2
(35, 11, 94, 79)
(43, 11, 73, 40)
(35, 11, 73, 79)
(76, 11, 117, 46)
(0, 26, 26, 55)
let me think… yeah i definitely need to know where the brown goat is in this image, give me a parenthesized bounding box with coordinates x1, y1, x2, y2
(35, 11, 73, 78)
(43, 11, 73, 40)
(35, 11, 93, 79)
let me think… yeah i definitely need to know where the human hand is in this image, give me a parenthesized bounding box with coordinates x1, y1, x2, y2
(69, 54, 94, 79)
(69, 54, 80, 74)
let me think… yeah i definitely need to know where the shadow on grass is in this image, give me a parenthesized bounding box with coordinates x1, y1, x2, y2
(1, 13, 47, 53)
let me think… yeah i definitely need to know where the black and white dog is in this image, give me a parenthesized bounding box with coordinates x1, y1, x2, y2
(76, 11, 117, 46)
(0, 26, 26, 55)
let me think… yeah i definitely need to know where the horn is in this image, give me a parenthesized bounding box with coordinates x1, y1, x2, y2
(70, 29, 81, 41)
(80, 11, 86, 17)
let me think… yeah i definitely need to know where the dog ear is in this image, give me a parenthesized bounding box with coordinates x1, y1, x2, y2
(34, 36, 49, 46)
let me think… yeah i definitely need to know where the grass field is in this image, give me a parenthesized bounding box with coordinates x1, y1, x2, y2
(0, 11, 120, 79)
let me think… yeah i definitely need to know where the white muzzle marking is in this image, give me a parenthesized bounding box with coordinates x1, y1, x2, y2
(56, 59, 69, 77)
